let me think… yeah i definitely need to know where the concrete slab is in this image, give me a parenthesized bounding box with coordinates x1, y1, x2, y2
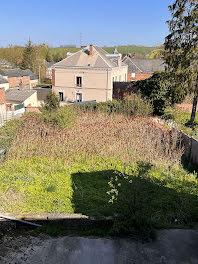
(1, 230, 198, 264)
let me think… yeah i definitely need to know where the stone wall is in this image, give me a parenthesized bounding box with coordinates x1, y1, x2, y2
(113, 82, 136, 100)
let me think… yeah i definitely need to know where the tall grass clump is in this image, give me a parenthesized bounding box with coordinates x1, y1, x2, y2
(0, 119, 23, 161)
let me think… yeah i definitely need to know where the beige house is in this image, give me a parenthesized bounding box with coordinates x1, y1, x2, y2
(5, 89, 38, 111)
(52, 45, 128, 103)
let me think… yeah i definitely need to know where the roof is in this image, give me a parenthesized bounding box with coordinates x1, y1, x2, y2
(0, 75, 9, 84)
(122, 57, 165, 73)
(5, 89, 37, 103)
(0, 59, 12, 66)
(54, 45, 125, 69)
(46, 62, 55, 68)
(22, 69, 38, 80)
(34, 88, 51, 101)
(0, 68, 29, 77)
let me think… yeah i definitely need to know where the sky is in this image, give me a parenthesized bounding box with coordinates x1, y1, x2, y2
(1, 0, 175, 47)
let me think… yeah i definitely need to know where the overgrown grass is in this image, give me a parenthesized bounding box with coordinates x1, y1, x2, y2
(0, 112, 197, 240)
(163, 107, 198, 138)
(0, 119, 23, 161)
(0, 156, 197, 229)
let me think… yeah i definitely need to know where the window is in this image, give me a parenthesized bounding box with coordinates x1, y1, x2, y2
(131, 73, 136, 78)
(59, 92, 64, 102)
(119, 75, 121, 81)
(76, 93, 82, 102)
(112, 77, 114, 82)
(125, 74, 127, 81)
(76, 76, 82, 87)
(26, 85, 30, 89)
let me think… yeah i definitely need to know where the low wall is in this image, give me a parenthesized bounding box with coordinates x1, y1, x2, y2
(153, 117, 198, 168)
(182, 133, 198, 166)
(25, 107, 41, 113)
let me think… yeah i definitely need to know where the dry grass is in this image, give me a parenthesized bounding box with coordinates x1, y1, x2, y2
(0, 190, 24, 212)
(7, 112, 183, 166)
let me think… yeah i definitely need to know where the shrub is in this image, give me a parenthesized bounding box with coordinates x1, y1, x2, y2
(42, 106, 75, 128)
(73, 94, 153, 116)
(134, 72, 183, 115)
(42, 90, 60, 112)
(122, 94, 153, 116)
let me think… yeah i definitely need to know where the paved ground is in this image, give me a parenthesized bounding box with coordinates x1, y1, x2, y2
(0, 230, 198, 264)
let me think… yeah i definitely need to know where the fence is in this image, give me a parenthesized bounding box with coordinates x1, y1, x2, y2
(0, 108, 25, 127)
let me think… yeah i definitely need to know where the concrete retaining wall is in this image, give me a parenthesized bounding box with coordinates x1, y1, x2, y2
(182, 132, 198, 166)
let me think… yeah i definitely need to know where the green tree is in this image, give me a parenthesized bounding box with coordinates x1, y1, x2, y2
(42, 90, 60, 112)
(134, 72, 179, 115)
(164, 0, 198, 125)
(20, 39, 36, 71)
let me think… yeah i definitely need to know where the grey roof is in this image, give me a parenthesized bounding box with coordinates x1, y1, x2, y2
(54, 45, 125, 69)
(122, 57, 166, 73)
(0, 59, 12, 66)
(22, 69, 38, 80)
(0, 68, 28, 77)
(0, 75, 9, 84)
(5, 89, 37, 103)
(47, 62, 55, 68)
(34, 88, 51, 101)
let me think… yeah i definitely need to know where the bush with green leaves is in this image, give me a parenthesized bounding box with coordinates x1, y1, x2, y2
(42, 105, 76, 128)
(134, 72, 187, 115)
(122, 94, 153, 116)
(42, 90, 60, 112)
(73, 94, 153, 116)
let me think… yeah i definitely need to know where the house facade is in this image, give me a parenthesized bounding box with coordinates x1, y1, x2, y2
(52, 45, 128, 103)
(122, 57, 165, 82)
(0, 68, 31, 89)
(22, 69, 39, 88)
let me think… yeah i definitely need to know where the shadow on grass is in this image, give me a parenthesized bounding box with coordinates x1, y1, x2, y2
(181, 155, 198, 174)
(71, 167, 198, 229)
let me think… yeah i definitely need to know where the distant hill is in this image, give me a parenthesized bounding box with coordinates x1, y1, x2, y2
(50, 45, 161, 59)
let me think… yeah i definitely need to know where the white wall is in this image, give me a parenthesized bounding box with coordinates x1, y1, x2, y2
(0, 83, 9, 91)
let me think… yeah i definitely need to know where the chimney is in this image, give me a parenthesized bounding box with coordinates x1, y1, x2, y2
(132, 52, 137, 58)
(89, 44, 93, 56)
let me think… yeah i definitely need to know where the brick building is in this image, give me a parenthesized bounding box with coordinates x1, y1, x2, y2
(22, 69, 39, 88)
(122, 56, 165, 82)
(0, 88, 6, 114)
(0, 68, 31, 89)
